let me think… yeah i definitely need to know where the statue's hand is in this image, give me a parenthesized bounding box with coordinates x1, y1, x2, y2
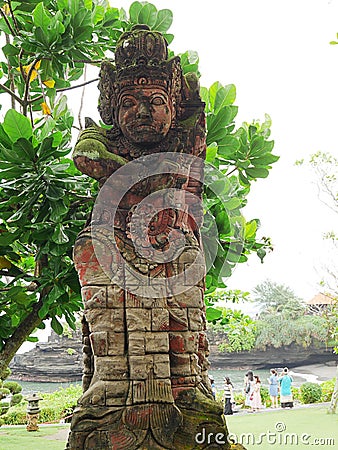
(73, 119, 127, 181)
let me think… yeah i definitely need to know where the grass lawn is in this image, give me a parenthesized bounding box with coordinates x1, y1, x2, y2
(0, 407, 337, 449)
(0, 425, 69, 450)
(226, 405, 338, 449)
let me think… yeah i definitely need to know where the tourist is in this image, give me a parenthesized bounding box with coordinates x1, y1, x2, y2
(209, 376, 216, 399)
(267, 368, 279, 408)
(279, 367, 294, 408)
(244, 370, 254, 408)
(223, 377, 234, 415)
(250, 375, 263, 412)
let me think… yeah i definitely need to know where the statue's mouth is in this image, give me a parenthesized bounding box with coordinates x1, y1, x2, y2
(133, 124, 156, 131)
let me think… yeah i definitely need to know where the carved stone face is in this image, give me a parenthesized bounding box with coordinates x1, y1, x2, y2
(118, 85, 173, 145)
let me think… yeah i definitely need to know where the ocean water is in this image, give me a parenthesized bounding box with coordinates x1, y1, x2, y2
(11, 364, 336, 396)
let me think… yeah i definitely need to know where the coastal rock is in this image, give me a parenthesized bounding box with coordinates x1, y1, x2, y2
(9, 328, 336, 383)
(10, 330, 83, 382)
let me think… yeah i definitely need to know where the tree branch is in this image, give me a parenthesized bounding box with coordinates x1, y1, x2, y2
(27, 78, 100, 105)
(8, 0, 19, 34)
(0, 82, 24, 105)
(0, 7, 16, 36)
(22, 57, 40, 116)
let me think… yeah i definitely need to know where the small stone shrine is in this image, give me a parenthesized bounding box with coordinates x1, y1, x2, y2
(67, 25, 232, 450)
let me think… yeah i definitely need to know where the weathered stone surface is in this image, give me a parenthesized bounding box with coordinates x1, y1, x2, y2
(66, 24, 231, 450)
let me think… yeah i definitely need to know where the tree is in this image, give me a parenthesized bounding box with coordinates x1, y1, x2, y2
(0, 0, 279, 378)
(207, 308, 257, 353)
(297, 151, 338, 411)
(253, 279, 306, 318)
(254, 313, 329, 350)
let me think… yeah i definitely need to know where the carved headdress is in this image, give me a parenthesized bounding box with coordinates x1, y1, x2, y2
(98, 24, 182, 126)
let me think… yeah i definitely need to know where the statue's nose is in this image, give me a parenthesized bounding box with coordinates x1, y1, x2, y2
(136, 102, 151, 119)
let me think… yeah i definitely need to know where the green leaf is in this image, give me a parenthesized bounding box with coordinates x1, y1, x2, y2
(33, 2, 52, 32)
(164, 33, 174, 45)
(216, 210, 231, 235)
(206, 307, 222, 321)
(153, 9, 173, 32)
(38, 137, 54, 161)
(52, 223, 69, 244)
(0, 124, 12, 147)
(138, 3, 157, 28)
(250, 136, 274, 156)
(27, 336, 39, 342)
(245, 167, 269, 179)
(206, 145, 217, 163)
(46, 184, 65, 201)
(3, 110, 33, 142)
(11, 315, 20, 327)
(2, 43, 20, 56)
(218, 135, 240, 157)
(129, 1, 143, 23)
(224, 198, 241, 210)
(12, 138, 36, 161)
(38, 302, 50, 319)
(92, 5, 105, 24)
(57, 0, 68, 10)
(208, 81, 222, 111)
(48, 284, 66, 302)
(51, 317, 63, 335)
(245, 220, 257, 239)
(208, 178, 227, 195)
(49, 200, 69, 222)
(84, 0, 92, 10)
(74, 25, 93, 42)
(34, 26, 50, 48)
(207, 106, 238, 144)
(251, 153, 279, 166)
(214, 84, 236, 112)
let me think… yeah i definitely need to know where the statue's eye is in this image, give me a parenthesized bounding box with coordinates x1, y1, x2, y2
(122, 98, 136, 107)
(151, 96, 165, 106)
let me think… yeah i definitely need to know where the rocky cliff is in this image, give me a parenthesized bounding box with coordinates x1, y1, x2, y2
(9, 329, 336, 382)
(10, 330, 83, 382)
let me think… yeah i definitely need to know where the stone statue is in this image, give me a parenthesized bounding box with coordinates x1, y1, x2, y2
(66, 24, 232, 450)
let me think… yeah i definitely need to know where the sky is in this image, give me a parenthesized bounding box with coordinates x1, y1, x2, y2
(78, 0, 337, 302)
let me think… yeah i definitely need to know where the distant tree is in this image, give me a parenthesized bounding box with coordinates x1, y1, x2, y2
(254, 314, 329, 351)
(253, 279, 305, 318)
(296, 147, 338, 414)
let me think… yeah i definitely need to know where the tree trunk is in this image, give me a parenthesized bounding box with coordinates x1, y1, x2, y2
(0, 298, 43, 380)
(327, 363, 338, 414)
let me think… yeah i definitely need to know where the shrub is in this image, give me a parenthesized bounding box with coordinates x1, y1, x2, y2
(260, 386, 271, 407)
(300, 382, 322, 404)
(0, 402, 10, 416)
(2, 406, 26, 425)
(0, 387, 10, 399)
(291, 386, 301, 402)
(3, 381, 22, 394)
(10, 393, 23, 407)
(320, 378, 336, 402)
(1, 384, 82, 425)
(234, 392, 245, 407)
